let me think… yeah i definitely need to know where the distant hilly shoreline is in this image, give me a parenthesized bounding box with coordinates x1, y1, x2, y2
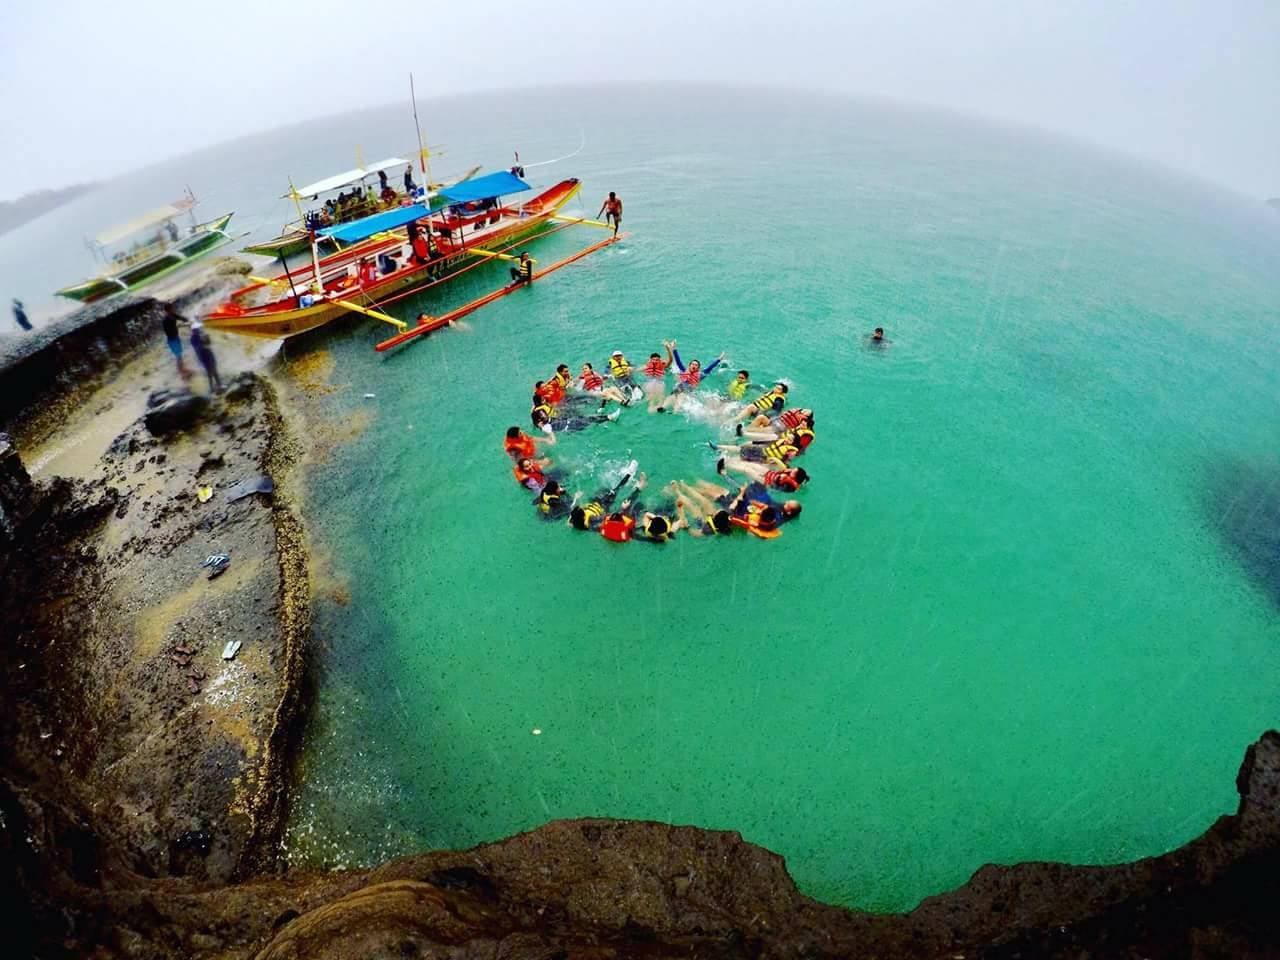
(0, 184, 98, 236)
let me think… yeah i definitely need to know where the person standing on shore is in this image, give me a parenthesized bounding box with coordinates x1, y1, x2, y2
(189, 319, 222, 393)
(161, 305, 191, 380)
(597, 191, 623, 235)
(11, 299, 32, 332)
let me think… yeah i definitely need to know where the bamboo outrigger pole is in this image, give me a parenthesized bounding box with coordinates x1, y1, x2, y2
(375, 233, 625, 353)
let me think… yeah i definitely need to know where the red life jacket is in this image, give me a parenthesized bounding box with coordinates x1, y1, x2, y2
(513, 462, 544, 489)
(412, 235, 430, 260)
(779, 409, 807, 429)
(504, 434, 535, 460)
(678, 368, 701, 387)
(792, 427, 815, 450)
(764, 469, 800, 492)
(600, 515, 635, 542)
(643, 358, 666, 378)
(580, 369, 604, 391)
(536, 381, 564, 405)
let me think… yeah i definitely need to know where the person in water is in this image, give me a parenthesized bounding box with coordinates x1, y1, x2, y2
(510, 251, 534, 284)
(568, 467, 641, 531)
(531, 401, 619, 435)
(737, 413, 816, 455)
(597, 191, 623, 235)
(714, 432, 802, 468)
(868, 326, 891, 345)
(726, 369, 751, 401)
(607, 350, 636, 388)
(533, 479, 570, 518)
(504, 425, 555, 460)
(718, 458, 809, 491)
(641, 342, 675, 412)
(664, 346, 725, 411)
(742, 406, 813, 434)
(669, 482, 738, 537)
(512, 456, 553, 491)
(731, 382, 789, 422)
(577, 362, 631, 406)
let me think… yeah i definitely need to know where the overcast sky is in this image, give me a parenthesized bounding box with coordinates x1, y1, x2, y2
(1, 0, 1276, 201)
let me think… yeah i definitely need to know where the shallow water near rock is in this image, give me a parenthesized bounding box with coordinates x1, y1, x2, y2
(20, 88, 1277, 911)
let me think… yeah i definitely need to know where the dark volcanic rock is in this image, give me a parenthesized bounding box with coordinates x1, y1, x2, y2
(144, 389, 210, 436)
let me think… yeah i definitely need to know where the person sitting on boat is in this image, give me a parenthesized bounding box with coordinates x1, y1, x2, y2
(358, 258, 379, 285)
(510, 251, 534, 285)
(380, 184, 397, 206)
(597, 191, 623, 236)
(504, 425, 555, 460)
(165, 220, 179, 243)
(404, 165, 418, 195)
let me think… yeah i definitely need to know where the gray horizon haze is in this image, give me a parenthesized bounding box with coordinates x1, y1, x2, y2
(2, 0, 1276, 202)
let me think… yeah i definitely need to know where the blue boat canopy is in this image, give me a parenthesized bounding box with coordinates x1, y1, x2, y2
(439, 170, 530, 205)
(318, 202, 431, 244)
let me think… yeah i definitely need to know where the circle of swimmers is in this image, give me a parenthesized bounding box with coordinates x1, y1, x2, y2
(503, 340, 815, 543)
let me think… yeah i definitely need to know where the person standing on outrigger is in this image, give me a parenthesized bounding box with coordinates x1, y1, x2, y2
(597, 191, 623, 235)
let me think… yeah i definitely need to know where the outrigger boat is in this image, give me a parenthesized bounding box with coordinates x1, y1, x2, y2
(56, 191, 234, 303)
(206, 171, 608, 340)
(240, 158, 482, 259)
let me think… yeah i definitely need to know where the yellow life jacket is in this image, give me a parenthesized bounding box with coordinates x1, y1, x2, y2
(792, 426, 815, 448)
(752, 388, 783, 411)
(552, 370, 570, 390)
(644, 515, 671, 541)
(608, 355, 631, 378)
(582, 501, 605, 524)
(532, 402, 554, 421)
(763, 439, 799, 464)
(728, 378, 748, 400)
(537, 489, 562, 513)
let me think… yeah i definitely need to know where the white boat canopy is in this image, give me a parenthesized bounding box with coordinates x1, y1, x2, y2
(95, 199, 195, 246)
(287, 157, 411, 199)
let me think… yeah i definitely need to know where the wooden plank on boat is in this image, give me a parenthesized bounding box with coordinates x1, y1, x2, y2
(375, 233, 624, 353)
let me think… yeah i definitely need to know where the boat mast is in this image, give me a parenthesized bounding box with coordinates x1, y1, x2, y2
(410, 73, 433, 195)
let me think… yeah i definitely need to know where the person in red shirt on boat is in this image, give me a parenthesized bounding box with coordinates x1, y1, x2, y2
(504, 425, 555, 460)
(642, 341, 675, 412)
(358, 258, 378, 285)
(597, 191, 623, 236)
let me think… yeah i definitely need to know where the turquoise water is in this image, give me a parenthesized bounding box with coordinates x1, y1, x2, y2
(7, 89, 1280, 911)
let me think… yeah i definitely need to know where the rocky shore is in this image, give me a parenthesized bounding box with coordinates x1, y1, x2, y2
(2, 297, 1279, 958)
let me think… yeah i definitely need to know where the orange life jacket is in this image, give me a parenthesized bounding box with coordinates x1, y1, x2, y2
(729, 501, 782, 539)
(504, 434, 535, 460)
(513, 462, 544, 489)
(580, 369, 604, 391)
